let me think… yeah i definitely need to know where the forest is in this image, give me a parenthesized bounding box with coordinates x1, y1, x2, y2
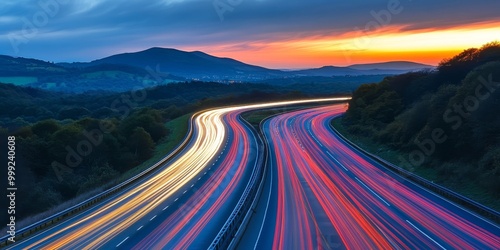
(343, 42, 500, 203)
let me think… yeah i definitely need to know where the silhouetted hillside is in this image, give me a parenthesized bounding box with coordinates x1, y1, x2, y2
(290, 63, 431, 76)
(85, 47, 286, 80)
(343, 41, 500, 200)
(348, 61, 433, 71)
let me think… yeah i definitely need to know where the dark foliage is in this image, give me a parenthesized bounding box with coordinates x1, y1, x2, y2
(343, 42, 500, 199)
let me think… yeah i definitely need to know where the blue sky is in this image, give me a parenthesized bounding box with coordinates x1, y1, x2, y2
(1, 0, 500, 67)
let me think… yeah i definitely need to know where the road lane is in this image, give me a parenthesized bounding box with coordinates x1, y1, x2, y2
(11, 110, 228, 249)
(125, 111, 259, 249)
(245, 104, 500, 249)
(9, 98, 349, 249)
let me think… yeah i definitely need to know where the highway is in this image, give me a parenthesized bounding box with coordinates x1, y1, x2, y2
(242, 104, 500, 249)
(8, 98, 348, 249)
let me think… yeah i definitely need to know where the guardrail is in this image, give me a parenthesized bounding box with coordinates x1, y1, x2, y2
(0, 113, 198, 247)
(330, 116, 500, 225)
(208, 115, 267, 250)
(208, 100, 353, 250)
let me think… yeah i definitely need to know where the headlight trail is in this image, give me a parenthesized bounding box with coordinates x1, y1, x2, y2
(12, 98, 349, 249)
(128, 110, 254, 249)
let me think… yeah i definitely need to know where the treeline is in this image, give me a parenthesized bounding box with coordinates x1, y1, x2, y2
(343, 42, 500, 199)
(6, 108, 168, 222)
(0, 80, 316, 224)
(1, 80, 338, 130)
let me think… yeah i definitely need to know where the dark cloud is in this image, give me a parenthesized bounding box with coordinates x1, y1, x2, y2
(1, 0, 499, 62)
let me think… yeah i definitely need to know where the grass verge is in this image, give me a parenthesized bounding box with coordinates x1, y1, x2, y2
(242, 109, 285, 127)
(118, 113, 191, 181)
(242, 105, 322, 128)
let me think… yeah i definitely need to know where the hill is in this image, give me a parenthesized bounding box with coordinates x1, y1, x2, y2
(289, 62, 432, 77)
(348, 61, 433, 71)
(82, 47, 286, 81)
(0, 55, 184, 92)
(0, 55, 68, 76)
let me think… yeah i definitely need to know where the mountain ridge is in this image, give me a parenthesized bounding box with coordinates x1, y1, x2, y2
(348, 61, 434, 71)
(81, 47, 286, 80)
(0, 48, 433, 92)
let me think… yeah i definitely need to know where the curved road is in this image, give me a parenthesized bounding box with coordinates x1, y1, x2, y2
(242, 104, 500, 249)
(8, 98, 347, 249)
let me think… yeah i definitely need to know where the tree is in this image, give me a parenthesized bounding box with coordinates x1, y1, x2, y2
(119, 109, 168, 142)
(32, 119, 60, 137)
(128, 127, 154, 161)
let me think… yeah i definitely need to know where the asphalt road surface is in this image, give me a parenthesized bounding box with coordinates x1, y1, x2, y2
(241, 104, 500, 249)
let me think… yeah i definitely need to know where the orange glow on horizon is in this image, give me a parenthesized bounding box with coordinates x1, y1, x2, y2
(184, 21, 500, 69)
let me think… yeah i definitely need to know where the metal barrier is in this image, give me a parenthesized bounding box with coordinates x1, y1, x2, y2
(208, 115, 267, 250)
(329, 116, 500, 225)
(0, 113, 197, 247)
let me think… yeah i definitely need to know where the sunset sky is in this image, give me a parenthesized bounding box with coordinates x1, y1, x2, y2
(1, 0, 500, 68)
